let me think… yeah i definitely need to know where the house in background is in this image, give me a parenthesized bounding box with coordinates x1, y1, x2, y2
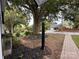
(49, 11, 64, 31)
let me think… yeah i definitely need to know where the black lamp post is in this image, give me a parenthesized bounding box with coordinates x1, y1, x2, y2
(41, 16, 45, 50)
(34, 0, 47, 50)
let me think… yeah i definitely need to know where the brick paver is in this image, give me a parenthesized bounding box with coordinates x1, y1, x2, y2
(60, 34, 79, 59)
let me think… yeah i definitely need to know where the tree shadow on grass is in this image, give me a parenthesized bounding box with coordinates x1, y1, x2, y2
(5, 45, 52, 59)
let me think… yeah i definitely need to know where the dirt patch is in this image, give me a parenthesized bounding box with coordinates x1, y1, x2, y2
(45, 34, 64, 59)
(4, 34, 64, 59)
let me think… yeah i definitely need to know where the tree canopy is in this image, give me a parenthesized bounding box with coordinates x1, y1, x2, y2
(6, 0, 79, 34)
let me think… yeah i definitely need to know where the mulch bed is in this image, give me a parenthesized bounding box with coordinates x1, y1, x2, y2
(4, 34, 64, 59)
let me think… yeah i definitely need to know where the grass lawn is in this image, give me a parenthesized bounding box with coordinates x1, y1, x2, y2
(72, 35, 79, 48)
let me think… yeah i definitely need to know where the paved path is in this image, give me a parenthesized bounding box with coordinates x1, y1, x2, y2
(45, 30, 79, 35)
(60, 34, 79, 59)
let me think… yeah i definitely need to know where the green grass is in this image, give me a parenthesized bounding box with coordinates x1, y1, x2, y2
(72, 35, 79, 48)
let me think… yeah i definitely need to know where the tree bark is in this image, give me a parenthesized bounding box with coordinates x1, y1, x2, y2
(33, 10, 40, 35)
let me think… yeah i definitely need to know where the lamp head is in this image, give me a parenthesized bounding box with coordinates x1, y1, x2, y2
(35, 0, 47, 6)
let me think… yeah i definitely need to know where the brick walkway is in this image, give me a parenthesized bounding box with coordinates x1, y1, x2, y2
(60, 34, 79, 59)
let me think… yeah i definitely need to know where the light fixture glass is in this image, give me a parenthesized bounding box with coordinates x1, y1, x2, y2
(35, 0, 47, 6)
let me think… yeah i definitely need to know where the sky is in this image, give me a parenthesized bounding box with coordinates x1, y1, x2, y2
(28, 13, 34, 26)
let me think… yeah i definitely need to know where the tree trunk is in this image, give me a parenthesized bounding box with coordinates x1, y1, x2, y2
(33, 10, 40, 35)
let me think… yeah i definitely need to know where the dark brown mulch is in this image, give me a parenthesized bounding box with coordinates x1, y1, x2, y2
(5, 46, 52, 59)
(4, 34, 64, 59)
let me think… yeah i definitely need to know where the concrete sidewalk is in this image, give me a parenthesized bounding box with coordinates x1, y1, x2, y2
(45, 30, 79, 35)
(60, 34, 79, 59)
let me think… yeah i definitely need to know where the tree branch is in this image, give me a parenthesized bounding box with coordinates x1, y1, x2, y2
(21, 4, 31, 10)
